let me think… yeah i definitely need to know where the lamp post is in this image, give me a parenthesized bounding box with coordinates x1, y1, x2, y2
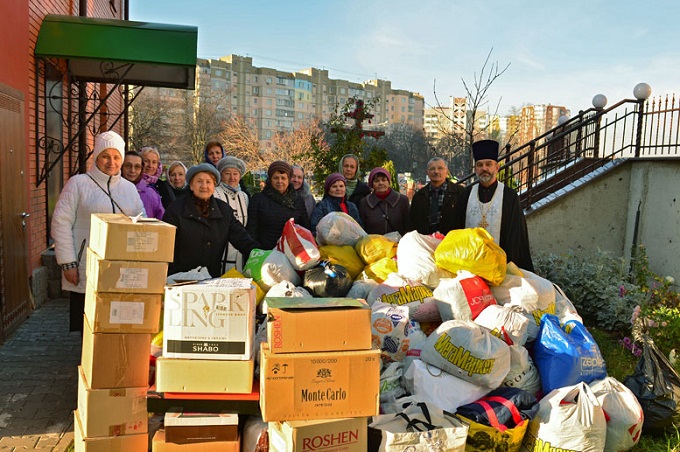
(633, 83, 652, 158)
(592, 94, 607, 158)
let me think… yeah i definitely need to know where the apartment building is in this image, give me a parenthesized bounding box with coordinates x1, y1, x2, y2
(518, 104, 570, 144)
(138, 55, 425, 158)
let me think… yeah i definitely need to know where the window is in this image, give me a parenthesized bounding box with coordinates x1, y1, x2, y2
(253, 98, 258, 104)
(266, 88, 273, 95)
(214, 69, 222, 77)
(266, 109, 272, 116)
(253, 86, 259, 95)
(266, 77, 272, 84)
(253, 109, 258, 115)
(340, 88, 346, 94)
(298, 113, 303, 119)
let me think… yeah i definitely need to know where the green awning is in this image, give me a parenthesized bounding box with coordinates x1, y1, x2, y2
(35, 14, 198, 89)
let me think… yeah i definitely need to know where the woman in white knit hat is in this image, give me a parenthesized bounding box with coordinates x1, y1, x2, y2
(51, 130, 144, 331)
(214, 156, 249, 272)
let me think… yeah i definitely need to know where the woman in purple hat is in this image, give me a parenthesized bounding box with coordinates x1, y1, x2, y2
(359, 167, 410, 235)
(310, 172, 363, 233)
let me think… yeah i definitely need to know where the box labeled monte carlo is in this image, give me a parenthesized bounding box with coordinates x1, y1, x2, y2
(163, 279, 256, 360)
(164, 412, 238, 444)
(86, 247, 168, 293)
(155, 357, 254, 394)
(88, 213, 176, 262)
(76, 366, 147, 438)
(81, 318, 150, 389)
(268, 417, 368, 452)
(85, 283, 161, 334)
(74, 410, 148, 452)
(260, 343, 380, 422)
(266, 298, 371, 354)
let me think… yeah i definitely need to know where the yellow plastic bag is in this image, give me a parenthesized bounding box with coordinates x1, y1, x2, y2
(221, 267, 265, 305)
(457, 415, 528, 452)
(319, 245, 364, 279)
(506, 261, 525, 277)
(355, 234, 397, 265)
(361, 257, 398, 283)
(434, 228, 507, 286)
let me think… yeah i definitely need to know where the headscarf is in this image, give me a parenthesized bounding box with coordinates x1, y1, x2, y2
(339, 154, 360, 196)
(203, 141, 225, 167)
(167, 161, 188, 188)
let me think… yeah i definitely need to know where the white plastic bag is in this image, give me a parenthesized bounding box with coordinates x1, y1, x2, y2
(474, 304, 530, 347)
(420, 319, 511, 389)
(371, 302, 425, 363)
(501, 271, 557, 342)
(522, 382, 607, 452)
(166, 266, 212, 284)
(380, 362, 406, 405)
(434, 270, 497, 321)
(503, 345, 542, 396)
(590, 377, 644, 452)
(346, 279, 379, 300)
(315, 211, 367, 246)
(396, 231, 445, 288)
(367, 273, 438, 323)
(403, 359, 490, 413)
(275, 218, 320, 271)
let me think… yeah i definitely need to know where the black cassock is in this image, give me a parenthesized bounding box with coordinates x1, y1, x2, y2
(441, 181, 534, 272)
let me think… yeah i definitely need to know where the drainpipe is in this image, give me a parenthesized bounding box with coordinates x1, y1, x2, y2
(77, 0, 88, 173)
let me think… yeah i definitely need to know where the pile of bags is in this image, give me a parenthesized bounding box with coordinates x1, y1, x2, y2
(238, 213, 675, 451)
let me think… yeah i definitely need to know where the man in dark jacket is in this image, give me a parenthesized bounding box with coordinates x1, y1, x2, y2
(408, 157, 465, 234)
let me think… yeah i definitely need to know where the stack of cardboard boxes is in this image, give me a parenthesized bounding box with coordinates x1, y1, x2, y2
(151, 278, 257, 451)
(261, 298, 381, 451)
(74, 214, 176, 451)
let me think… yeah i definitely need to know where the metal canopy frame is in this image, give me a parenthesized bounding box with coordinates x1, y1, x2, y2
(33, 15, 197, 187)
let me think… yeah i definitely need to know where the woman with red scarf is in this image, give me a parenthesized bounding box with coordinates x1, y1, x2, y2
(310, 172, 363, 233)
(359, 167, 410, 235)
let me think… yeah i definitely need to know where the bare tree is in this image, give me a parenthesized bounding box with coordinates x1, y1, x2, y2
(179, 90, 231, 165)
(380, 123, 434, 179)
(129, 88, 173, 153)
(219, 115, 269, 170)
(432, 48, 510, 174)
(272, 119, 329, 172)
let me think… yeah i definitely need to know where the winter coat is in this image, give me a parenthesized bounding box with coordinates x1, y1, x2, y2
(247, 185, 310, 250)
(136, 179, 165, 220)
(348, 180, 371, 206)
(310, 196, 362, 233)
(51, 166, 144, 293)
(359, 189, 410, 235)
(151, 179, 177, 209)
(214, 183, 249, 271)
(408, 179, 466, 234)
(163, 194, 259, 278)
(296, 181, 316, 220)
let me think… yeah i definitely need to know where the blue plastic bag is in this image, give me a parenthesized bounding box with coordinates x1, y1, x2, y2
(533, 314, 607, 394)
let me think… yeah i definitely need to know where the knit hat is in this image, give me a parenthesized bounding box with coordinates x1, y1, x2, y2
(472, 139, 500, 162)
(186, 163, 220, 185)
(217, 156, 246, 177)
(324, 172, 346, 194)
(268, 160, 292, 179)
(368, 167, 391, 187)
(93, 131, 125, 160)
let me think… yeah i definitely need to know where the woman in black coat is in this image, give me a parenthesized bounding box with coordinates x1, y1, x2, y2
(247, 160, 310, 250)
(163, 163, 259, 277)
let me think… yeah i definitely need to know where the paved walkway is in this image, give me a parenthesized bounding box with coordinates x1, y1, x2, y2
(0, 298, 80, 451)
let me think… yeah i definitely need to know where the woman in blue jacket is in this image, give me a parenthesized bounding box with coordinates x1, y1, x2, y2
(310, 173, 363, 233)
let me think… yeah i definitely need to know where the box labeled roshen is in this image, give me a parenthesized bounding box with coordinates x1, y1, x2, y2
(260, 343, 380, 422)
(266, 298, 371, 354)
(88, 213, 176, 262)
(86, 247, 168, 294)
(268, 417, 367, 452)
(163, 279, 256, 360)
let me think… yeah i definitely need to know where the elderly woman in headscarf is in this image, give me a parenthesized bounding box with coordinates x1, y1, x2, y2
(140, 145, 175, 209)
(165, 160, 189, 198)
(291, 164, 316, 219)
(247, 160, 310, 250)
(339, 153, 371, 205)
(163, 163, 259, 278)
(214, 156, 249, 271)
(51, 130, 144, 331)
(310, 172, 362, 232)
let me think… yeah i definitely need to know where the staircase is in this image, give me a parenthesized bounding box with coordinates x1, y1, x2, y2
(458, 93, 680, 209)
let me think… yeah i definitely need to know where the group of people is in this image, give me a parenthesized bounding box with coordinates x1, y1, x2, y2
(52, 130, 532, 331)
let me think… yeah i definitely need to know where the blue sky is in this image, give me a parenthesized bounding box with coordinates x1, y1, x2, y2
(130, 0, 678, 117)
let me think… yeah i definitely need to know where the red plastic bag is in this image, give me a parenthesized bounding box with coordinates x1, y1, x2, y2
(276, 219, 320, 271)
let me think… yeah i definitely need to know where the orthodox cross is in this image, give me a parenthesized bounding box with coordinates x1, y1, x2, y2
(336, 99, 385, 140)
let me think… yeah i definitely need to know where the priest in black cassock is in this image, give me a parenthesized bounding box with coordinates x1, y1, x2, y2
(442, 139, 534, 271)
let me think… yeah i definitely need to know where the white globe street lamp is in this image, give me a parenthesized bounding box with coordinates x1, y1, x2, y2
(633, 83, 652, 100)
(592, 94, 607, 109)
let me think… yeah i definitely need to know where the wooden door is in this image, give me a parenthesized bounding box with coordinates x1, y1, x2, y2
(0, 83, 31, 342)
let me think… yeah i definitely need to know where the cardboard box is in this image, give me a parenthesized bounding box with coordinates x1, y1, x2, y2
(89, 213, 176, 262)
(77, 366, 147, 437)
(266, 298, 371, 354)
(153, 429, 240, 451)
(155, 357, 254, 393)
(163, 279, 256, 360)
(81, 318, 151, 389)
(86, 247, 168, 293)
(269, 417, 368, 452)
(74, 410, 148, 452)
(260, 343, 380, 422)
(164, 412, 238, 444)
(85, 284, 162, 334)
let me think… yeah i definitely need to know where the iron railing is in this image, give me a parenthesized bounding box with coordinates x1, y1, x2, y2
(458, 94, 680, 208)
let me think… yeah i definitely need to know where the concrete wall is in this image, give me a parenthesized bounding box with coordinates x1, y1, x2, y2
(526, 159, 680, 281)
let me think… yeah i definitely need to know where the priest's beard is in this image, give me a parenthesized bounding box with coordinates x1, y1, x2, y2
(477, 172, 495, 186)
